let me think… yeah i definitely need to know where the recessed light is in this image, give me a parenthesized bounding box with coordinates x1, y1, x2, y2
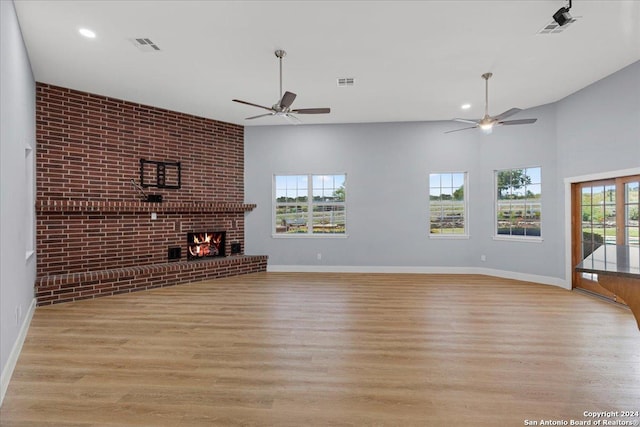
(461, 103, 471, 110)
(78, 28, 96, 39)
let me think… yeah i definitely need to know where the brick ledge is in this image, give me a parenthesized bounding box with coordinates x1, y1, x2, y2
(36, 199, 257, 213)
(35, 255, 268, 306)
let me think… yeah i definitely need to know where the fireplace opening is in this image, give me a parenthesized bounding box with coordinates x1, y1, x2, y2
(187, 231, 226, 260)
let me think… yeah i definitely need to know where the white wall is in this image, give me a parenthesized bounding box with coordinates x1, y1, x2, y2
(1, 0, 37, 404)
(245, 61, 639, 285)
(245, 104, 561, 280)
(557, 60, 640, 180)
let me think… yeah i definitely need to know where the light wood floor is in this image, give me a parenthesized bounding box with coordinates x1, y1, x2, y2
(2, 272, 639, 427)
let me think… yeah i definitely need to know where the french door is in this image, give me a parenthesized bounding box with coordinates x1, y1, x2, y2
(572, 175, 640, 301)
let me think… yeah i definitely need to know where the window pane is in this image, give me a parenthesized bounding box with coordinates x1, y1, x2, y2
(452, 173, 464, 188)
(275, 175, 308, 202)
(313, 174, 346, 202)
(312, 205, 345, 234)
(582, 187, 592, 205)
(274, 205, 308, 234)
(429, 174, 441, 188)
(525, 167, 541, 184)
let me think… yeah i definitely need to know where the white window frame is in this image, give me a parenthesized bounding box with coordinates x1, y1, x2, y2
(428, 171, 469, 239)
(493, 166, 543, 242)
(272, 173, 347, 238)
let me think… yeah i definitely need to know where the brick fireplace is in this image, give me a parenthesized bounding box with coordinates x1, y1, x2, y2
(35, 84, 267, 305)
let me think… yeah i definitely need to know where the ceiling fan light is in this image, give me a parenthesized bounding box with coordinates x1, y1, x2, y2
(480, 123, 493, 131)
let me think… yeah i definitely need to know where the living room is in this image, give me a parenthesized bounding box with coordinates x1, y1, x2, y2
(1, 1, 639, 425)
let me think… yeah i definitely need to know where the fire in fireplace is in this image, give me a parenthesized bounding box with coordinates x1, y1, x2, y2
(187, 231, 226, 260)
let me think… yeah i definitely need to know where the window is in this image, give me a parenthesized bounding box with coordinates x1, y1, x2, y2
(495, 166, 541, 238)
(274, 174, 346, 235)
(429, 172, 467, 236)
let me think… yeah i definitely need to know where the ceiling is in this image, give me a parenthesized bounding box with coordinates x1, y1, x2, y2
(13, 1, 640, 127)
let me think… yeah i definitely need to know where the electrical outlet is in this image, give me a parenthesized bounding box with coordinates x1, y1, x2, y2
(480, 255, 487, 262)
(317, 253, 322, 261)
(151, 212, 157, 220)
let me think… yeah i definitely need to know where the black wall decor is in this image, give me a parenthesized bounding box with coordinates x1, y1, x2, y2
(140, 159, 181, 189)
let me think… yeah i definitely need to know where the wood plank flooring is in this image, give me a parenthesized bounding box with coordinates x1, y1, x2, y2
(2, 272, 639, 426)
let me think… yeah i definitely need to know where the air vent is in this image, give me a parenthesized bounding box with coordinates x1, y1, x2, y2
(537, 17, 579, 34)
(131, 38, 161, 52)
(337, 77, 355, 87)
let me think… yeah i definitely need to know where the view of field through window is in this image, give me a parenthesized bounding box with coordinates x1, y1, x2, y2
(274, 174, 346, 235)
(496, 167, 542, 237)
(429, 172, 466, 235)
(582, 180, 639, 251)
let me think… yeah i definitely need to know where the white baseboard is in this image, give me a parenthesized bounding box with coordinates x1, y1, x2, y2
(267, 265, 568, 289)
(1, 298, 36, 407)
(473, 267, 568, 289)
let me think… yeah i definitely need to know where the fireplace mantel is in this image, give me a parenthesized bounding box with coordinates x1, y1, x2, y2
(36, 199, 256, 214)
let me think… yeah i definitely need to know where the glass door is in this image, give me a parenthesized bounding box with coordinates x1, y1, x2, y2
(572, 175, 639, 302)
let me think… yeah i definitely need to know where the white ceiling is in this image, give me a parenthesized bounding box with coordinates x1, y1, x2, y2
(13, 1, 640, 127)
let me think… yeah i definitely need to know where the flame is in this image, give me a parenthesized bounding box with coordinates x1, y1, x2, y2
(189, 232, 218, 258)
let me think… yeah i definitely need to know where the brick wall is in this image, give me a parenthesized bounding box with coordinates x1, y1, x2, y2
(35, 83, 264, 304)
(36, 84, 243, 202)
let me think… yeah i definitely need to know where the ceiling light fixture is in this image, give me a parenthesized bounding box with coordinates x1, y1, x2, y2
(78, 28, 96, 38)
(552, 0, 573, 27)
(479, 122, 493, 133)
(461, 104, 471, 110)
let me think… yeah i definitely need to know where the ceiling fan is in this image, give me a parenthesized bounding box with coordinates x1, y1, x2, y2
(446, 72, 537, 134)
(232, 50, 330, 123)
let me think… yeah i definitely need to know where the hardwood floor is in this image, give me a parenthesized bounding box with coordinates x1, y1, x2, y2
(2, 272, 639, 426)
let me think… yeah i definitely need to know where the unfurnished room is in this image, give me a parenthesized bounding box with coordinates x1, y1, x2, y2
(1, 1, 639, 426)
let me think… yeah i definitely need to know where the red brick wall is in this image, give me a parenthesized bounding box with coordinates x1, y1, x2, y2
(36, 83, 243, 202)
(36, 84, 253, 279)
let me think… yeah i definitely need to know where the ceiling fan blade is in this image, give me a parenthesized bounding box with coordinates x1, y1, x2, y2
(500, 118, 538, 125)
(290, 108, 331, 114)
(283, 114, 302, 125)
(245, 113, 274, 120)
(493, 107, 522, 121)
(279, 91, 297, 109)
(233, 99, 274, 112)
(444, 126, 478, 134)
(453, 118, 479, 125)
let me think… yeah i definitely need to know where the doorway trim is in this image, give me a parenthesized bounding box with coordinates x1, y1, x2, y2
(563, 167, 640, 291)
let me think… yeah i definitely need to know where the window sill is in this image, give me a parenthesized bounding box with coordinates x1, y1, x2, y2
(272, 233, 349, 239)
(492, 235, 543, 243)
(429, 234, 469, 240)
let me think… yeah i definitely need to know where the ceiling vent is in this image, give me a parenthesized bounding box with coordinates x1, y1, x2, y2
(131, 38, 161, 52)
(537, 17, 579, 34)
(337, 77, 355, 87)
